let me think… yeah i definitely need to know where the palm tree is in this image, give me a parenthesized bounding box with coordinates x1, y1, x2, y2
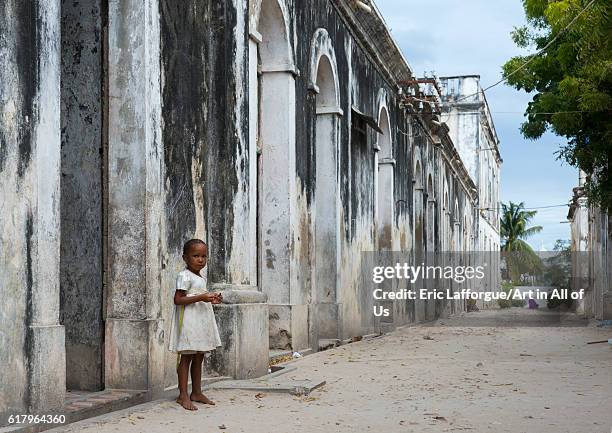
(500, 201, 543, 283)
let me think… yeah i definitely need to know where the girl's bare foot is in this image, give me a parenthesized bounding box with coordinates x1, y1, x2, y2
(177, 396, 198, 410)
(190, 392, 215, 405)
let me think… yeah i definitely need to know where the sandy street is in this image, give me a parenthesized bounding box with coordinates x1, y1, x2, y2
(51, 309, 611, 433)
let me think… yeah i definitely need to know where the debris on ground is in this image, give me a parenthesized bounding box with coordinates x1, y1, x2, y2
(586, 339, 612, 345)
(269, 354, 293, 367)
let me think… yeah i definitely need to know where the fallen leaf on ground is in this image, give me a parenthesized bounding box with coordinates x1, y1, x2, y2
(255, 393, 265, 399)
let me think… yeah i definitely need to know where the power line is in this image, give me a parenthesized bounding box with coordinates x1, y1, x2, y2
(449, 0, 597, 103)
(523, 204, 570, 210)
(481, 203, 570, 211)
(440, 110, 597, 115)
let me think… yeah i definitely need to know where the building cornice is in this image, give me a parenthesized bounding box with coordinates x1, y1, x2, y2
(330, 0, 413, 90)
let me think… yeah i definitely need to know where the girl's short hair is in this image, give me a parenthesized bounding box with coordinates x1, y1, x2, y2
(183, 239, 207, 255)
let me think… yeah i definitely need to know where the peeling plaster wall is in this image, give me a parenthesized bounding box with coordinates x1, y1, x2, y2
(244, 0, 480, 340)
(291, 1, 476, 338)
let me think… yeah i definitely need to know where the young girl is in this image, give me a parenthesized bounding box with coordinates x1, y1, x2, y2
(168, 239, 223, 411)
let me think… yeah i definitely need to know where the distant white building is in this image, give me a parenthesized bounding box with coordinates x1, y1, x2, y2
(439, 75, 502, 253)
(439, 76, 502, 301)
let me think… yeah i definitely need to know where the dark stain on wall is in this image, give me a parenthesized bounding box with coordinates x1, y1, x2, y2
(161, 0, 246, 284)
(14, 1, 40, 177)
(23, 211, 34, 411)
(160, 1, 209, 252)
(205, 0, 242, 283)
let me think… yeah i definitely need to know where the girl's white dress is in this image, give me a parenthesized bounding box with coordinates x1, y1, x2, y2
(168, 269, 222, 353)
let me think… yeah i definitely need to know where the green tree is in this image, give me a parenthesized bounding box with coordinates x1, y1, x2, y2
(543, 239, 573, 308)
(500, 201, 544, 282)
(503, 0, 612, 209)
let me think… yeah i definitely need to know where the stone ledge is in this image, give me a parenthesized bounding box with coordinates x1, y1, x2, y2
(209, 286, 267, 304)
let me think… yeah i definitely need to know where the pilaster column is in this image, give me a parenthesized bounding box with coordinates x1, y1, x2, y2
(105, 0, 164, 393)
(27, 0, 66, 413)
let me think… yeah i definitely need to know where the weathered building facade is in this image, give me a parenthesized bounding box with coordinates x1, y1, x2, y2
(568, 172, 612, 320)
(0, 0, 499, 419)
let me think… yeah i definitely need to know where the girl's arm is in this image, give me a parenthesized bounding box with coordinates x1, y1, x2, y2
(174, 290, 217, 305)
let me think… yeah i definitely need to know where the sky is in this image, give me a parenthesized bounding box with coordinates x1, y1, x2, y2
(374, 0, 577, 250)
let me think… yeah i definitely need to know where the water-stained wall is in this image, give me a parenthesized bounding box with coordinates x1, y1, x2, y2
(156, 0, 480, 361)
(248, 0, 477, 342)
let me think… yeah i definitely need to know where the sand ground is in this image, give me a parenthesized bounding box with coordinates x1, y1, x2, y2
(51, 309, 611, 433)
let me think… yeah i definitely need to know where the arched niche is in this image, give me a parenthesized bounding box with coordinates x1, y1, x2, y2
(250, 0, 297, 311)
(426, 173, 436, 250)
(442, 186, 452, 313)
(443, 180, 450, 252)
(452, 199, 460, 252)
(311, 35, 342, 339)
(309, 28, 341, 113)
(413, 157, 425, 321)
(463, 212, 470, 251)
(425, 173, 436, 320)
(255, 0, 294, 71)
(376, 105, 394, 250)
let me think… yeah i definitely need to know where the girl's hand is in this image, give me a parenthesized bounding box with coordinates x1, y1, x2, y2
(200, 293, 223, 304)
(199, 293, 216, 303)
(210, 293, 223, 304)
